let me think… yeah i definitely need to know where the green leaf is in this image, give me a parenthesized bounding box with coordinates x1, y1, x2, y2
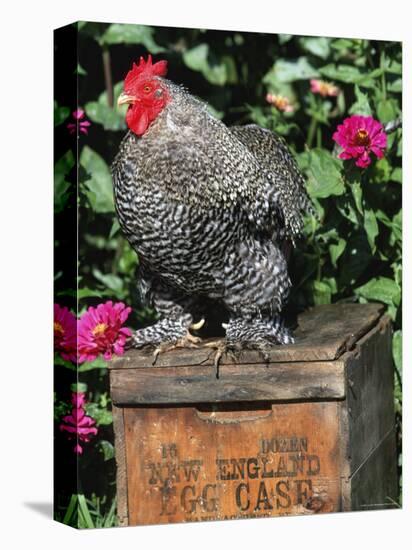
(312, 280, 332, 305)
(323, 277, 337, 294)
(80, 146, 114, 213)
(304, 149, 345, 198)
(76, 63, 87, 76)
(78, 287, 111, 300)
(278, 34, 293, 45)
(78, 356, 108, 372)
(364, 208, 379, 252)
(92, 268, 125, 298)
(392, 330, 402, 374)
(183, 44, 227, 86)
(305, 93, 332, 124)
(222, 55, 238, 84)
(387, 78, 402, 93)
(336, 196, 361, 226)
(386, 60, 402, 75)
(85, 81, 127, 131)
(54, 354, 76, 371)
(54, 102, 70, 126)
(329, 238, 346, 267)
(355, 277, 401, 306)
(391, 167, 402, 183)
(397, 136, 402, 157)
(100, 24, 165, 52)
(330, 38, 355, 51)
(54, 150, 75, 213)
(78, 494, 95, 529)
(339, 234, 371, 287)
(109, 219, 121, 239)
(63, 494, 78, 525)
(349, 85, 372, 116)
(351, 181, 363, 214)
(370, 157, 391, 184)
(391, 210, 402, 245)
(376, 98, 398, 123)
(375, 209, 391, 227)
(71, 382, 88, 393)
(99, 440, 115, 461)
(266, 57, 319, 83)
(319, 64, 381, 87)
(86, 403, 113, 426)
(299, 37, 330, 59)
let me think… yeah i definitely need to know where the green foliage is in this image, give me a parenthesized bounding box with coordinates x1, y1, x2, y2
(100, 23, 165, 53)
(54, 150, 74, 213)
(57, 493, 118, 528)
(80, 146, 115, 213)
(183, 44, 227, 86)
(54, 23, 402, 524)
(270, 57, 320, 83)
(300, 149, 345, 198)
(85, 82, 127, 131)
(54, 101, 70, 126)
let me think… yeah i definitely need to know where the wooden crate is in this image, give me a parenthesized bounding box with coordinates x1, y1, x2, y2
(109, 303, 398, 526)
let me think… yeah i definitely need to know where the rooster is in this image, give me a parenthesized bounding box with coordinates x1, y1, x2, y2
(112, 56, 313, 360)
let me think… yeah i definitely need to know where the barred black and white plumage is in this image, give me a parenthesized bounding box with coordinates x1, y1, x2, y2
(112, 61, 313, 354)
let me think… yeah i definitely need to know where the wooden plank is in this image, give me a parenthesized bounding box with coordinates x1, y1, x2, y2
(110, 303, 384, 369)
(112, 405, 129, 526)
(345, 316, 395, 472)
(110, 360, 345, 405)
(124, 402, 342, 525)
(350, 428, 399, 511)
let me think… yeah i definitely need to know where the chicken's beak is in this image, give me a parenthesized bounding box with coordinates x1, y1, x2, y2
(117, 93, 139, 106)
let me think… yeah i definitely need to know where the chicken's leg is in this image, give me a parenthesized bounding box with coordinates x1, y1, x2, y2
(130, 276, 204, 362)
(218, 239, 294, 356)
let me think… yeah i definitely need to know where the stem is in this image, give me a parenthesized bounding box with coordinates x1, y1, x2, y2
(112, 239, 125, 275)
(380, 49, 387, 101)
(307, 116, 318, 149)
(102, 46, 114, 108)
(316, 126, 322, 149)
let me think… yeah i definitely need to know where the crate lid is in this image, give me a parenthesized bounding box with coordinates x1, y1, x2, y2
(109, 303, 386, 405)
(111, 302, 384, 369)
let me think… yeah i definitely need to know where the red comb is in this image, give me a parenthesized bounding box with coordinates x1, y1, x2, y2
(124, 55, 168, 90)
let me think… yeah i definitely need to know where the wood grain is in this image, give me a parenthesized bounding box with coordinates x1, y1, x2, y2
(345, 316, 395, 472)
(111, 360, 345, 405)
(109, 303, 398, 526)
(112, 405, 128, 526)
(350, 428, 398, 511)
(110, 303, 383, 369)
(124, 402, 342, 525)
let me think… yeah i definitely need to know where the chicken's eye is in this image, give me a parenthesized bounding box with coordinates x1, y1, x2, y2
(143, 85, 151, 93)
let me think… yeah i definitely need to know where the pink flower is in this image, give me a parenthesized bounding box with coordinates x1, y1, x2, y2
(332, 115, 387, 168)
(73, 108, 85, 120)
(67, 108, 91, 135)
(71, 392, 86, 409)
(266, 93, 295, 113)
(54, 304, 77, 363)
(310, 79, 340, 97)
(59, 392, 98, 454)
(78, 301, 132, 362)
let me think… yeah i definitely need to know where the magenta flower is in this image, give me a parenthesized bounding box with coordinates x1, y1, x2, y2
(78, 301, 132, 362)
(310, 79, 340, 97)
(59, 392, 98, 454)
(66, 108, 91, 135)
(71, 391, 86, 409)
(54, 304, 77, 362)
(332, 115, 387, 168)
